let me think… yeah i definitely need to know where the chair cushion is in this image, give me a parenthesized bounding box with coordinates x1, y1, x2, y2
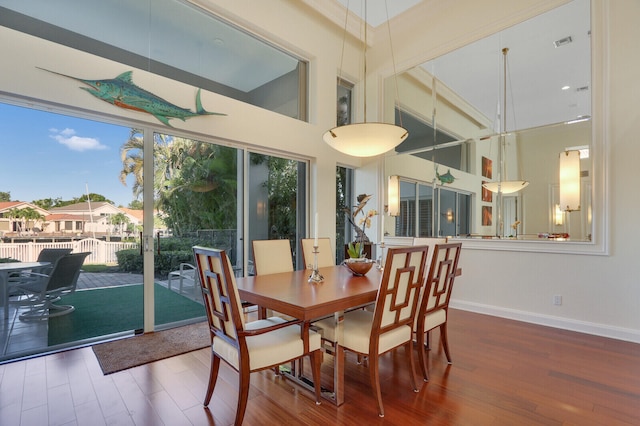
(421, 308, 446, 332)
(318, 310, 412, 355)
(213, 317, 321, 371)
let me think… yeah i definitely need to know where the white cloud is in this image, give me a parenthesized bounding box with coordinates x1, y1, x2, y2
(50, 128, 107, 152)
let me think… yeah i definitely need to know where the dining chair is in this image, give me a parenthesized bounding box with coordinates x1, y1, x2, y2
(317, 245, 429, 417)
(301, 238, 335, 269)
(414, 242, 462, 381)
(251, 239, 294, 319)
(16, 252, 91, 320)
(192, 246, 322, 425)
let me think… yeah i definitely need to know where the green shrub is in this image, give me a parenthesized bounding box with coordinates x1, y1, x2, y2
(115, 236, 232, 277)
(115, 247, 196, 278)
(115, 249, 143, 273)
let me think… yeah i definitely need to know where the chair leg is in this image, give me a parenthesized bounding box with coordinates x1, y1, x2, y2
(406, 341, 420, 392)
(204, 353, 220, 406)
(440, 323, 452, 364)
(417, 329, 430, 382)
(235, 366, 251, 426)
(368, 353, 384, 418)
(309, 350, 323, 405)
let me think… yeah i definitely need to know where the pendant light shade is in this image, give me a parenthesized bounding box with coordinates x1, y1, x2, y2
(559, 150, 581, 211)
(323, 0, 407, 157)
(484, 47, 529, 194)
(323, 123, 408, 157)
(482, 180, 528, 194)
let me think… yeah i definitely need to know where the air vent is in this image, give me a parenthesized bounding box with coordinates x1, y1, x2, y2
(553, 36, 573, 48)
(576, 86, 589, 92)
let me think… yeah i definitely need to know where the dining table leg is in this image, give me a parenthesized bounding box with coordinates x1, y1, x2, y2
(333, 310, 345, 406)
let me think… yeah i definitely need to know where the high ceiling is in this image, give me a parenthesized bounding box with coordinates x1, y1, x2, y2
(2, 0, 591, 136)
(330, 0, 591, 135)
(335, 0, 423, 27)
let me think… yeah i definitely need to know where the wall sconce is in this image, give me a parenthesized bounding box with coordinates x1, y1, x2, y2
(559, 150, 581, 212)
(257, 201, 266, 218)
(388, 175, 399, 217)
(446, 208, 454, 223)
(554, 204, 564, 226)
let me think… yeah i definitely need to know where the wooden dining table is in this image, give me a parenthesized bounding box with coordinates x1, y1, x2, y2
(236, 264, 382, 406)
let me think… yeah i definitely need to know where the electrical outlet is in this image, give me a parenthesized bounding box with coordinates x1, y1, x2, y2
(553, 295, 562, 305)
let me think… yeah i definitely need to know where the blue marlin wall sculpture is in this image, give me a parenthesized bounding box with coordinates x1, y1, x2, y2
(435, 165, 456, 185)
(37, 67, 225, 127)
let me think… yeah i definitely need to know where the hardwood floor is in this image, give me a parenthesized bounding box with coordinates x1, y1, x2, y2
(1, 309, 639, 425)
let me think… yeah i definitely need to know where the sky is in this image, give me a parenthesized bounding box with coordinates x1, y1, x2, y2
(0, 102, 137, 207)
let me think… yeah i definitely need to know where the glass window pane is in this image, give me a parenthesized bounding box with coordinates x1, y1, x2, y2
(247, 153, 306, 272)
(0, 102, 153, 360)
(418, 184, 433, 237)
(151, 131, 241, 278)
(336, 166, 354, 264)
(437, 188, 457, 237)
(396, 181, 416, 237)
(1, 0, 307, 120)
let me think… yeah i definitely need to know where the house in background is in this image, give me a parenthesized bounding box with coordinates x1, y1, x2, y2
(48, 202, 142, 237)
(0, 201, 143, 238)
(0, 201, 50, 236)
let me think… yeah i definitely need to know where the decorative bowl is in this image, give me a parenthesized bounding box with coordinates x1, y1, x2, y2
(343, 258, 374, 276)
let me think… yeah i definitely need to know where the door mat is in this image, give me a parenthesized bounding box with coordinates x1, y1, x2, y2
(92, 321, 210, 375)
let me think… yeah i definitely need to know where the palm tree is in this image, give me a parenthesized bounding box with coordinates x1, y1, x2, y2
(6, 207, 44, 234)
(108, 213, 130, 236)
(21, 207, 45, 232)
(6, 208, 23, 232)
(119, 130, 238, 236)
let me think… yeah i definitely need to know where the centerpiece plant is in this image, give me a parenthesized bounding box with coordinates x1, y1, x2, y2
(343, 194, 377, 260)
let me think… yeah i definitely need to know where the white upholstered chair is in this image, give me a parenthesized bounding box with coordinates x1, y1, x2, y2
(300, 237, 335, 269)
(316, 245, 429, 417)
(193, 246, 322, 426)
(415, 242, 462, 381)
(251, 239, 294, 319)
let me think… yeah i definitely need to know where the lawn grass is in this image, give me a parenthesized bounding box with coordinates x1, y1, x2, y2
(81, 264, 121, 273)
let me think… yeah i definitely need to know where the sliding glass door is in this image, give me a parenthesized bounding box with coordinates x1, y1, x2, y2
(246, 152, 306, 272)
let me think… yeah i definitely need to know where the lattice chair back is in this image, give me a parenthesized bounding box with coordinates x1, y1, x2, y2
(193, 246, 245, 345)
(373, 245, 429, 337)
(415, 242, 462, 380)
(419, 243, 462, 320)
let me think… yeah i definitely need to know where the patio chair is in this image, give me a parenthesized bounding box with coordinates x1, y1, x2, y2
(8, 248, 74, 301)
(167, 262, 197, 295)
(16, 252, 91, 321)
(192, 246, 322, 426)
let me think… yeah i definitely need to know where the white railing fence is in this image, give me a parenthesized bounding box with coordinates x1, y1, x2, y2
(0, 238, 139, 265)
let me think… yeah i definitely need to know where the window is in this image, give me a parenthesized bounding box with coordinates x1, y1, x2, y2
(394, 178, 470, 238)
(0, 0, 308, 120)
(336, 165, 354, 264)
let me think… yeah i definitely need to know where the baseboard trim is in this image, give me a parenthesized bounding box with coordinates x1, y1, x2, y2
(450, 300, 640, 344)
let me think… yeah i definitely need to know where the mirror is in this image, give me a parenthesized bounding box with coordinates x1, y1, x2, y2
(385, 0, 596, 245)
